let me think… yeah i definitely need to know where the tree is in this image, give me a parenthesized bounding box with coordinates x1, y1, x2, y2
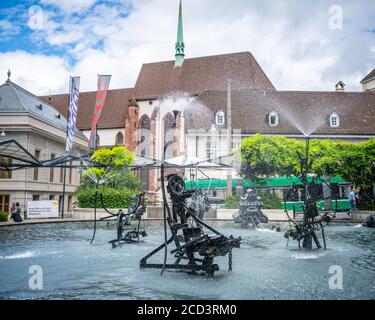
(76, 146, 144, 208)
(240, 134, 303, 181)
(80, 146, 141, 188)
(240, 134, 375, 208)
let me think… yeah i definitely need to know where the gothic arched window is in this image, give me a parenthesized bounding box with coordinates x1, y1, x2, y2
(139, 116, 151, 157)
(115, 132, 124, 145)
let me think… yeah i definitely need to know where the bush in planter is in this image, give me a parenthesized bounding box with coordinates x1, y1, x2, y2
(76, 188, 137, 209)
(0, 211, 8, 222)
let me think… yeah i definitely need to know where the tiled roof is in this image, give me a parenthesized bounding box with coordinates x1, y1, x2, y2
(40, 88, 134, 130)
(361, 68, 375, 83)
(134, 52, 276, 99)
(0, 81, 86, 139)
(185, 90, 375, 136)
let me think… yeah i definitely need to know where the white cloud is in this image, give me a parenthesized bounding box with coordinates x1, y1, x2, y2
(0, 19, 21, 38)
(0, 51, 70, 95)
(1, 0, 374, 95)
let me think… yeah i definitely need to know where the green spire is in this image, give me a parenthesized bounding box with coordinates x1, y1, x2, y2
(175, 0, 185, 68)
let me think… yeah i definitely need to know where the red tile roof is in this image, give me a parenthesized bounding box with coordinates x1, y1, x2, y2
(134, 52, 276, 99)
(186, 90, 375, 136)
(40, 88, 134, 130)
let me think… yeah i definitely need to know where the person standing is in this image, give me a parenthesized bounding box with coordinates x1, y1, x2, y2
(14, 202, 23, 223)
(9, 202, 16, 222)
(348, 188, 357, 217)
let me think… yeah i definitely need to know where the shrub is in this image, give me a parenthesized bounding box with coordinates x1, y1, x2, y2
(257, 191, 282, 209)
(0, 211, 8, 222)
(224, 190, 282, 210)
(76, 188, 137, 209)
(224, 195, 241, 209)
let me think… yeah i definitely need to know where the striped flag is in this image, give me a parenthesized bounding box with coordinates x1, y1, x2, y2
(88, 75, 111, 149)
(65, 76, 80, 153)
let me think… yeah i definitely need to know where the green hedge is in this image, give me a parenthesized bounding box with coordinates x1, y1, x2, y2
(76, 188, 137, 209)
(224, 191, 282, 209)
(224, 195, 241, 209)
(0, 211, 8, 222)
(258, 191, 283, 209)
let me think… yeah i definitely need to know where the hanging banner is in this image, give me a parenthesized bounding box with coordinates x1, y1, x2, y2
(88, 75, 111, 149)
(65, 76, 80, 153)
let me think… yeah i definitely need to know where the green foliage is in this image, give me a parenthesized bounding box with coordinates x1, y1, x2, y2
(224, 195, 241, 209)
(76, 146, 144, 208)
(224, 191, 282, 210)
(240, 134, 303, 182)
(258, 191, 283, 209)
(76, 188, 136, 209)
(85, 146, 135, 183)
(240, 135, 375, 196)
(0, 211, 8, 222)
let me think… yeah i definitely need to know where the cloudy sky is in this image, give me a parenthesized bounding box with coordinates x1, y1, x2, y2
(0, 0, 374, 95)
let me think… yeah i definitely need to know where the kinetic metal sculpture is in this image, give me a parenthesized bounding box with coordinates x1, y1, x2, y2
(99, 193, 148, 247)
(363, 215, 375, 228)
(232, 189, 269, 228)
(284, 137, 336, 250)
(140, 110, 241, 277)
(140, 174, 241, 276)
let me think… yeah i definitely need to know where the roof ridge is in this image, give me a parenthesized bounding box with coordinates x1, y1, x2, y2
(360, 68, 375, 83)
(9, 81, 63, 110)
(141, 51, 252, 66)
(42, 87, 135, 98)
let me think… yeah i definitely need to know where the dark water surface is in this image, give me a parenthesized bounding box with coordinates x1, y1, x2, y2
(0, 221, 374, 300)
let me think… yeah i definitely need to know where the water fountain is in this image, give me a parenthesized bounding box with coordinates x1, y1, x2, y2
(283, 136, 336, 250)
(101, 193, 148, 248)
(140, 110, 241, 276)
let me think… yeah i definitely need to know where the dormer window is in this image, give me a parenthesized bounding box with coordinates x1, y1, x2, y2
(330, 112, 340, 127)
(268, 111, 279, 126)
(215, 110, 225, 125)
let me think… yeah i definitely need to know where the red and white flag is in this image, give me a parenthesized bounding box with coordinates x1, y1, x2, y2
(88, 75, 111, 149)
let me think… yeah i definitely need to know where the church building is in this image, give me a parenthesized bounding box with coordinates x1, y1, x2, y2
(41, 0, 375, 201)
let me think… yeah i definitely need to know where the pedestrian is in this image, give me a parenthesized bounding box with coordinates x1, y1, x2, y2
(14, 202, 23, 223)
(348, 188, 357, 217)
(9, 202, 16, 222)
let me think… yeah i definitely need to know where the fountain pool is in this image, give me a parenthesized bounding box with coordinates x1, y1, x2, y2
(0, 221, 374, 300)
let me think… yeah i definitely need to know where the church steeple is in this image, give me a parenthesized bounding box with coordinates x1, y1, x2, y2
(175, 0, 185, 68)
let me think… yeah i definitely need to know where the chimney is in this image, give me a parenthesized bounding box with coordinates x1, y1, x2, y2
(335, 81, 345, 92)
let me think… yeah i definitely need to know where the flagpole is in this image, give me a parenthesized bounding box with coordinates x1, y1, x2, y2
(61, 77, 72, 220)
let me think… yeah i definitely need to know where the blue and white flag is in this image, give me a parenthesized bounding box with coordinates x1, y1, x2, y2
(66, 76, 80, 153)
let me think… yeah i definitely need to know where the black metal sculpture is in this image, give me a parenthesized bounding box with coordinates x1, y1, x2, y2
(140, 174, 241, 276)
(188, 189, 211, 220)
(140, 110, 241, 277)
(100, 193, 148, 247)
(284, 137, 336, 250)
(232, 189, 269, 228)
(363, 215, 375, 228)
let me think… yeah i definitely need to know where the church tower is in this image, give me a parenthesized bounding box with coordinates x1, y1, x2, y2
(175, 0, 185, 68)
